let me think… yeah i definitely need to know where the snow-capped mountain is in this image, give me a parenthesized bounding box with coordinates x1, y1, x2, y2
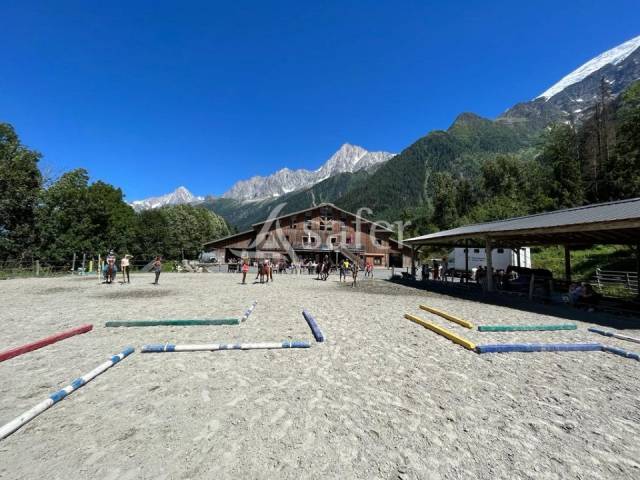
(130, 186, 204, 211)
(500, 34, 640, 126)
(222, 143, 395, 201)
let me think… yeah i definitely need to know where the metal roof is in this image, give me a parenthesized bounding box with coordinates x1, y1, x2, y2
(202, 229, 254, 248)
(406, 197, 640, 246)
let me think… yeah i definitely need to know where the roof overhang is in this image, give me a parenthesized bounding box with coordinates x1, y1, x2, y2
(406, 198, 640, 248)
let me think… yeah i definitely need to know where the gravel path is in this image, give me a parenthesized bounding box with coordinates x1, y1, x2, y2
(0, 273, 638, 479)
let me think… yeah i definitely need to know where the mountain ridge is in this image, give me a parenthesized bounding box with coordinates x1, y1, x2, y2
(130, 186, 204, 211)
(221, 143, 395, 201)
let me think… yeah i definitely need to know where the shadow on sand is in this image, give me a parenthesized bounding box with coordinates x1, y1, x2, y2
(389, 278, 640, 330)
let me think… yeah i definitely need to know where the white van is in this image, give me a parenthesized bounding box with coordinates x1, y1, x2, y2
(447, 247, 531, 275)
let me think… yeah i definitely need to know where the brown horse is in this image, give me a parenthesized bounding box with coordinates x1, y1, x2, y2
(351, 261, 359, 287)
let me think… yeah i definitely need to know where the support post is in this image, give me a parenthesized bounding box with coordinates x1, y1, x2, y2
(411, 246, 417, 279)
(564, 245, 571, 282)
(81, 253, 86, 272)
(464, 240, 469, 284)
(485, 237, 494, 292)
(35, 260, 40, 277)
(516, 248, 521, 268)
(529, 273, 536, 300)
(71, 253, 76, 273)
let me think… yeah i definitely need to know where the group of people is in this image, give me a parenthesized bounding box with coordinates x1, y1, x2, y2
(568, 282, 602, 311)
(421, 258, 448, 281)
(101, 251, 163, 285)
(237, 255, 373, 287)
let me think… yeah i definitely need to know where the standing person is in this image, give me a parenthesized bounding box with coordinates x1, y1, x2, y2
(432, 259, 440, 280)
(121, 254, 131, 284)
(241, 259, 249, 284)
(152, 256, 162, 285)
(268, 259, 274, 282)
(106, 250, 117, 284)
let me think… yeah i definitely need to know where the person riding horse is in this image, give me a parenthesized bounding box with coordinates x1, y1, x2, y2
(104, 250, 117, 284)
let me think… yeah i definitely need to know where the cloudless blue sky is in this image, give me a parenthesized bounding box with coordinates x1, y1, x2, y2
(2, 0, 639, 200)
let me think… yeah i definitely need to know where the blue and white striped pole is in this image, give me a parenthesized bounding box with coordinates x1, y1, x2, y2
(142, 340, 309, 353)
(241, 301, 257, 323)
(588, 327, 640, 345)
(302, 309, 325, 342)
(0, 347, 134, 441)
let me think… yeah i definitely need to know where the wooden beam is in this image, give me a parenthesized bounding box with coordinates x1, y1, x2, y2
(564, 245, 571, 282)
(485, 237, 494, 292)
(464, 239, 469, 284)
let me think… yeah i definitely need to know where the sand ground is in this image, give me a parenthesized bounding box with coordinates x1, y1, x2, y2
(0, 272, 639, 480)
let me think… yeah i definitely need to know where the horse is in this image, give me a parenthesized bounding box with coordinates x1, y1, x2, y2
(319, 261, 330, 281)
(103, 263, 117, 284)
(351, 261, 359, 287)
(257, 263, 268, 284)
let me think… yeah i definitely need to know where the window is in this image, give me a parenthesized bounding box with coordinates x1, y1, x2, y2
(285, 235, 290, 242)
(474, 249, 480, 253)
(310, 237, 316, 244)
(374, 257, 382, 265)
(497, 248, 504, 254)
(330, 237, 337, 244)
(305, 220, 313, 230)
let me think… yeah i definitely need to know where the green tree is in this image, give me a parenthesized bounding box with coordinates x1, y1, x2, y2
(430, 172, 459, 230)
(0, 123, 43, 261)
(538, 124, 584, 209)
(609, 81, 640, 198)
(37, 169, 137, 262)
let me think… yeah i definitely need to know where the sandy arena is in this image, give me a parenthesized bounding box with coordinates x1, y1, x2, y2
(0, 272, 639, 479)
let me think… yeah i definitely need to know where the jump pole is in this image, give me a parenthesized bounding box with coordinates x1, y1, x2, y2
(476, 343, 602, 354)
(601, 345, 640, 361)
(478, 324, 577, 332)
(105, 319, 239, 327)
(142, 340, 310, 353)
(0, 346, 134, 441)
(0, 324, 93, 363)
(302, 310, 325, 342)
(404, 313, 476, 351)
(241, 301, 257, 323)
(588, 327, 640, 345)
(419, 305, 474, 329)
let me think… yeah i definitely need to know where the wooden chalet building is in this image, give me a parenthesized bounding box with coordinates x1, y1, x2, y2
(203, 203, 412, 267)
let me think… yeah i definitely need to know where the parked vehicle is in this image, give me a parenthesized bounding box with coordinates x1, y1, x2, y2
(447, 247, 531, 278)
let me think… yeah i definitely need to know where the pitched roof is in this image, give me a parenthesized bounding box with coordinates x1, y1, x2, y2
(406, 197, 640, 246)
(202, 229, 254, 248)
(251, 202, 394, 233)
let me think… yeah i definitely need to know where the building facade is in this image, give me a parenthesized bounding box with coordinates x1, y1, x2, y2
(203, 203, 412, 267)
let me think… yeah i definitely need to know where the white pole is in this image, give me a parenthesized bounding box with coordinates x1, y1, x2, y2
(142, 340, 309, 353)
(0, 347, 134, 441)
(241, 301, 258, 323)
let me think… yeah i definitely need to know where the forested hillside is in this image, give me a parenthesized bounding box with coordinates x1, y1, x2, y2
(204, 81, 640, 240)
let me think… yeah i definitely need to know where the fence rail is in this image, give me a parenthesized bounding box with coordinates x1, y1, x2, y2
(593, 268, 638, 293)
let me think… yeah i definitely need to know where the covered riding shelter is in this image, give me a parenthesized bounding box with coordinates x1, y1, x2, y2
(405, 197, 640, 297)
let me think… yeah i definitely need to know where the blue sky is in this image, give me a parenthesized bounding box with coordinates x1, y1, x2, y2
(2, 1, 639, 200)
